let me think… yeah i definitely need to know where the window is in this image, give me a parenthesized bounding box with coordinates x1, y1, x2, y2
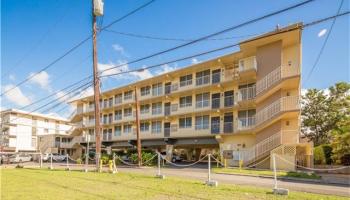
(108, 113, 113, 124)
(179, 117, 192, 128)
(88, 129, 95, 136)
(44, 128, 49, 133)
(45, 119, 49, 123)
(115, 110, 122, 120)
(195, 115, 209, 130)
(114, 126, 121, 136)
(224, 90, 234, 107)
(152, 83, 163, 96)
(180, 74, 192, 87)
(103, 114, 108, 124)
(89, 101, 94, 109)
(152, 102, 162, 115)
(151, 121, 162, 134)
(103, 99, 108, 108)
(124, 91, 133, 100)
(196, 93, 210, 108)
(140, 104, 150, 114)
(179, 96, 192, 107)
(140, 122, 150, 132)
(140, 86, 151, 96)
(212, 69, 221, 84)
(196, 70, 210, 85)
(108, 97, 113, 107)
(124, 108, 132, 117)
(123, 124, 132, 134)
(115, 94, 122, 104)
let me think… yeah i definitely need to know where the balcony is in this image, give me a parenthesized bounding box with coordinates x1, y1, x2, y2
(237, 117, 256, 131)
(60, 136, 83, 148)
(256, 65, 300, 95)
(223, 122, 234, 133)
(238, 56, 257, 72)
(255, 96, 300, 126)
(237, 85, 256, 102)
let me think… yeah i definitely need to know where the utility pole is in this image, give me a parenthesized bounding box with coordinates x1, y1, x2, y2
(134, 86, 142, 166)
(92, 0, 103, 172)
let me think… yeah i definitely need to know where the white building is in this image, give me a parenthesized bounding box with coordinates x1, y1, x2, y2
(0, 109, 72, 153)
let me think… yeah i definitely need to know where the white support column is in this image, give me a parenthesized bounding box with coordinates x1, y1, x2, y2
(272, 153, 289, 195)
(112, 153, 117, 174)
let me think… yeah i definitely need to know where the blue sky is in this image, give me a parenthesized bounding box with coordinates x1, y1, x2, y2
(1, 0, 349, 117)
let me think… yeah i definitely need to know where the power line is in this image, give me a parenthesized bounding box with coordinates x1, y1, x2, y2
(304, 0, 345, 84)
(0, 0, 156, 97)
(103, 29, 258, 41)
(101, 0, 315, 74)
(101, 12, 350, 79)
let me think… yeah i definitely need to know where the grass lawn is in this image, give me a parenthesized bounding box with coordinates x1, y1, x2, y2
(1, 168, 344, 200)
(213, 167, 321, 179)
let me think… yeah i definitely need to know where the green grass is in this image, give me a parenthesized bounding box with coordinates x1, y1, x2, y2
(213, 167, 321, 179)
(1, 168, 343, 200)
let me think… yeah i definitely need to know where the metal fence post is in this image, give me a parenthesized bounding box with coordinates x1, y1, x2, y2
(66, 154, 70, 171)
(273, 153, 277, 189)
(40, 153, 43, 168)
(50, 153, 53, 170)
(206, 154, 218, 186)
(156, 152, 164, 179)
(85, 152, 89, 173)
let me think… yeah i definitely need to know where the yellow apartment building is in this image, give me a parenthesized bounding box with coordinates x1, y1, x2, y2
(68, 23, 313, 170)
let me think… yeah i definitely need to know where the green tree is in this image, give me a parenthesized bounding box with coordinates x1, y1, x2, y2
(301, 82, 350, 146)
(331, 117, 350, 164)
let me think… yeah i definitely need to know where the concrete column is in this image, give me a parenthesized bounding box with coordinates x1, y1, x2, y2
(194, 148, 202, 161)
(165, 145, 173, 161)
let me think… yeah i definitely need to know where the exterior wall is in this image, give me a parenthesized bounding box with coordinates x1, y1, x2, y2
(0, 110, 71, 152)
(256, 41, 282, 78)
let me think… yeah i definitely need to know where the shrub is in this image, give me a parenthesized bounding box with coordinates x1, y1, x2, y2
(322, 145, 333, 164)
(340, 154, 350, 166)
(129, 151, 156, 166)
(76, 158, 82, 164)
(314, 146, 326, 165)
(101, 154, 110, 165)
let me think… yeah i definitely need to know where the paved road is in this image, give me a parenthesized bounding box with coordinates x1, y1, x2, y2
(2, 162, 349, 197)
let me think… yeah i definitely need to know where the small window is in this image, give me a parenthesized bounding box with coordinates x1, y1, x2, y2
(124, 108, 132, 117)
(151, 121, 162, 134)
(152, 102, 162, 115)
(179, 117, 192, 128)
(140, 104, 150, 114)
(114, 126, 121, 136)
(124, 91, 133, 100)
(140, 122, 150, 132)
(140, 86, 151, 96)
(123, 124, 132, 134)
(180, 74, 193, 87)
(179, 96, 192, 107)
(152, 83, 163, 96)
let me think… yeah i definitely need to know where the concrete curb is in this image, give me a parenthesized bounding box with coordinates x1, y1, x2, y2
(214, 172, 350, 186)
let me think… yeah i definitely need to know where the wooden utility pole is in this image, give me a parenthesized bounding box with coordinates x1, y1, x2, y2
(92, 0, 101, 172)
(134, 86, 142, 166)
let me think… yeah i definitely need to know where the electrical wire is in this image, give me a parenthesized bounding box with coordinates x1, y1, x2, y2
(304, 0, 345, 84)
(0, 0, 157, 97)
(103, 29, 259, 42)
(100, 0, 315, 75)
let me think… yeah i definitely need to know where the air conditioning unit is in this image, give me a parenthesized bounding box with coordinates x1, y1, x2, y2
(93, 0, 104, 16)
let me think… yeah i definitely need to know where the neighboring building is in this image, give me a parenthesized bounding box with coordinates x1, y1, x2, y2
(41, 23, 314, 169)
(0, 109, 73, 154)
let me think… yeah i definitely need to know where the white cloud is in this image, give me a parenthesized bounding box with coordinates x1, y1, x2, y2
(3, 84, 31, 106)
(28, 71, 51, 90)
(112, 44, 129, 57)
(318, 29, 327, 37)
(9, 74, 15, 81)
(191, 58, 200, 64)
(155, 64, 177, 75)
(98, 60, 153, 81)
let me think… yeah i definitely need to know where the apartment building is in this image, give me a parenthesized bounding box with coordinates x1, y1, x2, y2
(0, 109, 73, 154)
(69, 23, 312, 170)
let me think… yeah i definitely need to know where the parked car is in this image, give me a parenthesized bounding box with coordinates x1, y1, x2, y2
(171, 155, 184, 163)
(0, 155, 10, 164)
(42, 153, 66, 162)
(9, 154, 32, 163)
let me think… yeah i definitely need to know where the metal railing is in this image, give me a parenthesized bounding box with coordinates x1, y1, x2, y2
(256, 66, 300, 95)
(255, 96, 299, 126)
(223, 122, 233, 133)
(237, 116, 256, 130)
(224, 96, 234, 107)
(179, 80, 192, 87)
(237, 85, 256, 102)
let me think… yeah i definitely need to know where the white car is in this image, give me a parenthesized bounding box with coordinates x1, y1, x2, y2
(9, 154, 32, 163)
(42, 153, 66, 162)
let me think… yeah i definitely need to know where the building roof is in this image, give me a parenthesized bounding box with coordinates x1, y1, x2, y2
(0, 108, 69, 122)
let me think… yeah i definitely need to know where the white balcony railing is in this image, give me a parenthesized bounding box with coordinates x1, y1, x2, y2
(237, 116, 256, 130)
(256, 65, 300, 95)
(237, 85, 256, 102)
(255, 96, 299, 126)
